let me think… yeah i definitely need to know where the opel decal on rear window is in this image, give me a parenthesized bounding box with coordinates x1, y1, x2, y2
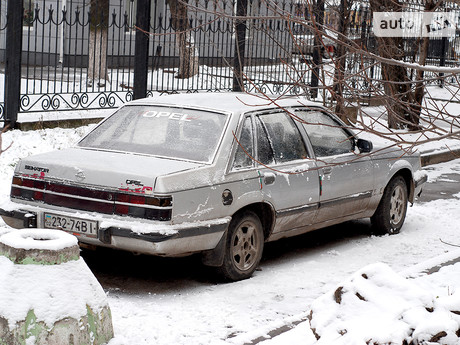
(142, 111, 196, 122)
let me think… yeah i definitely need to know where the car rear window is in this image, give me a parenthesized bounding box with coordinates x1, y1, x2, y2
(78, 105, 228, 163)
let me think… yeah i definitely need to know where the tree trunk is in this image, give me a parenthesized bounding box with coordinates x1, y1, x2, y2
(369, 0, 422, 130)
(310, 0, 325, 99)
(411, 0, 436, 130)
(88, 0, 109, 87)
(333, 0, 350, 123)
(380, 59, 413, 129)
(167, 0, 199, 79)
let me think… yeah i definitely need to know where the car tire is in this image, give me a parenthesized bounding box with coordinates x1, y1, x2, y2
(217, 211, 264, 281)
(371, 176, 408, 235)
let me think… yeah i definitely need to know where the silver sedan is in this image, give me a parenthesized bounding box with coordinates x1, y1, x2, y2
(0, 93, 427, 281)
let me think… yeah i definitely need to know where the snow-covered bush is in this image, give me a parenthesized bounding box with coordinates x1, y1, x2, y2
(309, 262, 460, 345)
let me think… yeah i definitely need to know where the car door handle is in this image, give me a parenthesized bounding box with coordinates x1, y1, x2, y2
(323, 167, 332, 175)
(264, 172, 276, 185)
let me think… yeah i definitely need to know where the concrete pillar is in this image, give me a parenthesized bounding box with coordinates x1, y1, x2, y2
(0, 229, 114, 345)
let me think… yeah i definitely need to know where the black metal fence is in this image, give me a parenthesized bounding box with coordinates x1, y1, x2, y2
(1, 0, 459, 127)
(1, 0, 313, 126)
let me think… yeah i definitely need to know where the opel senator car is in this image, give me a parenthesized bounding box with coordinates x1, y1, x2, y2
(0, 93, 427, 280)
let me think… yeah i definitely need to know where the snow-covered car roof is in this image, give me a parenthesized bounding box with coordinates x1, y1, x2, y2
(125, 92, 324, 115)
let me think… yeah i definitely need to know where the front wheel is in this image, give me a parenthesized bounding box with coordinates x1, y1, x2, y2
(371, 176, 408, 235)
(217, 211, 264, 281)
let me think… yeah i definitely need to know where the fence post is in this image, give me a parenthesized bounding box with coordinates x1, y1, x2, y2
(133, 0, 151, 100)
(311, 0, 324, 99)
(233, 0, 248, 92)
(439, 36, 447, 88)
(4, 0, 23, 128)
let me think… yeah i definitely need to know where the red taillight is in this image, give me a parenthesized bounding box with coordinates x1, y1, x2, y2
(34, 191, 44, 201)
(12, 176, 23, 186)
(114, 193, 172, 220)
(12, 176, 45, 189)
(145, 196, 172, 207)
(11, 175, 173, 221)
(115, 204, 129, 215)
(116, 193, 146, 205)
(115, 193, 146, 216)
(22, 179, 35, 188)
(11, 176, 45, 202)
(129, 195, 145, 205)
(116, 194, 129, 203)
(11, 187, 21, 197)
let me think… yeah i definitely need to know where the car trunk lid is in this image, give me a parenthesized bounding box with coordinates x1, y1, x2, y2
(16, 147, 202, 192)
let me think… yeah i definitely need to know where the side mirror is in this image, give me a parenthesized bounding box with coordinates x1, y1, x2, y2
(357, 139, 373, 153)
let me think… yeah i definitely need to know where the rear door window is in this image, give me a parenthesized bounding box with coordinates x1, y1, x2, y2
(255, 112, 309, 165)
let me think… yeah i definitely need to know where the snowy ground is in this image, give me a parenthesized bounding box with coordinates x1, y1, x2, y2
(1, 114, 460, 344)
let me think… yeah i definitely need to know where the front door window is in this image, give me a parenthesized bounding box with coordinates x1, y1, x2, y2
(297, 111, 353, 157)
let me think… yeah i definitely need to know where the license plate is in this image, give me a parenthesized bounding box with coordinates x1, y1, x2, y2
(44, 213, 98, 238)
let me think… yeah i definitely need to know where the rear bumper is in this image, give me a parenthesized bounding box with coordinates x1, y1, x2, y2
(0, 206, 230, 257)
(0, 209, 37, 228)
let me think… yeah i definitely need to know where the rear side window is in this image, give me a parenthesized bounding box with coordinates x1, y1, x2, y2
(232, 117, 254, 170)
(255, 112, 308, 165)
(296, 111, 353, 157)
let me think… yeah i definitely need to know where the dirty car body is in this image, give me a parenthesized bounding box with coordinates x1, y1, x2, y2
(0, 93, 427, 280)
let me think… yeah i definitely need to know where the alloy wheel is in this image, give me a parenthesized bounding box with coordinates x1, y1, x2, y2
(231, 220, 261, 271)
(390, 184, 406, 226)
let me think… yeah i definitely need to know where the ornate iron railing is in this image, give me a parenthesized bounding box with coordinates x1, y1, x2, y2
(1, 0, 309, 117)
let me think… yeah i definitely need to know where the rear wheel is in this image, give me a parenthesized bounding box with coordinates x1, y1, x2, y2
(371, 176, 408, 235)
(218, 211, 264, 281)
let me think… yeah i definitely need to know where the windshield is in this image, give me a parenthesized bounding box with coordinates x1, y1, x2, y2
(78, 105, 228, 163)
